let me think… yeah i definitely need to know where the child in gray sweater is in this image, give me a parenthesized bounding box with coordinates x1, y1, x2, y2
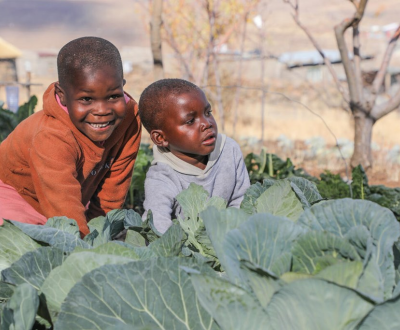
(138, 79, 250, 234)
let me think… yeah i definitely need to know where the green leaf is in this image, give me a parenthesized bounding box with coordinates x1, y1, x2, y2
(0, 221, 41, 272)
(124, 230, 147, 247)
(240, 260, 283, 309)
(148, 223, 187, 257)
(1, 283, 39, 330)
(223, 213, 305, 286)
(344, 225, 373, 259)
(190, 273, 269, 330)
(87, 215, 106, 234)
(316, 261, 363, 288)
(357, 253, 385, 303)
(40, 251, 137, 314)
(176, 184, 226, 259)
(176, 183, 209, 236)
(73, 241, 142, 259)
(240, 180, 275, 214)
(357, 294, 400, 329)
(298, 199, 400, 298)
(124, 209, 146, 230)
(201, 207, 250, 271)
(55, 258, 219, 330)
(266, 279, 373, 330)
(9, 220, 91, 252)
(1, 247, 66, 290)
(44, 216, 80, 238)
(291, 231, 361, 274)
(287, 176, 323, 205)
(17, 95, 37, 123)
(0, 282, 15, 302)
(256, 180, 304, 221)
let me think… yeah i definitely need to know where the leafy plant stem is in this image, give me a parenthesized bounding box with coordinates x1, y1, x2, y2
(188, 234, 205, 255)
(361, 179, 364, 200)
(269, 153, 273, 177)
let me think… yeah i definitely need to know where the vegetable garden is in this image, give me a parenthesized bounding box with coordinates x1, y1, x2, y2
(2, 143, 400, 330)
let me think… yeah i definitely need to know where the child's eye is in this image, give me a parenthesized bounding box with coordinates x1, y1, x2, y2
(206, 109, 213, 116)
(80, 97, 92, 102)
(109, 94, 122, 100)
(186, 118, 195, 125)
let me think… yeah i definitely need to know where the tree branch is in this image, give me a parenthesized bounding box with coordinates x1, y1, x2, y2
(353, 26, 363, 103)
(371, 24, 400, 102)
(150, 0, 164, 80)
(371, 89, 400, 120)
(163, 20, 195, 81)
(283, 0, 350, 103)
(334, 0, 367, 109)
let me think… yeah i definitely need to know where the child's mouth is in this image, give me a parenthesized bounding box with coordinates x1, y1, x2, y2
(203, 135, 216, 146)
(88, 120, 114, 129)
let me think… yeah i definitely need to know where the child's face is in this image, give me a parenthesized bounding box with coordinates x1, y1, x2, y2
(155, 89, 218, 164)
(56, 65, 126, 143)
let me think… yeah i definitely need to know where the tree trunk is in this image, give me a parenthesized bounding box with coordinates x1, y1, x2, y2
(351, 110, 374, 169)
(150, 0, 164, 80)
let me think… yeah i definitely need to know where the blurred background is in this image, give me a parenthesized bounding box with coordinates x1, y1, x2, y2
(0, 0, 400, 185)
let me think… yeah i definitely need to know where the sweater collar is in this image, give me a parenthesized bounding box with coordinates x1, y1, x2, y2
(152, 133, 226, 176)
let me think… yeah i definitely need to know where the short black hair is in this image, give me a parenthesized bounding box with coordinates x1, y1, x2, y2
(138, 78, 201, 132)
(57, 36, 123, 88)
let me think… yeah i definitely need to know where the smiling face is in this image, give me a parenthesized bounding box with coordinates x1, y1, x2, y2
(55, 65, 127, 143)
(151, 89, 218, 167)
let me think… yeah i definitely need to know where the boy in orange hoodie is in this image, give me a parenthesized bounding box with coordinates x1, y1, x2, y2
(0, 37, 141, 237)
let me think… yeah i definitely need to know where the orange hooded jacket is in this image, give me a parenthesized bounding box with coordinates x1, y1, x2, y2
(0, 83, 142, 236)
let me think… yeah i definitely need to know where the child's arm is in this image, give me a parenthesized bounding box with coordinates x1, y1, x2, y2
(86, 119, 142, 219)
(30, 129, 90, 236)
(142, 166, 181, 234)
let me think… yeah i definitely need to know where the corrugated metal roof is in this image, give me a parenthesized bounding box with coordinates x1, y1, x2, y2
(0, 37, 21, 59)
(278, 49, 372, 69)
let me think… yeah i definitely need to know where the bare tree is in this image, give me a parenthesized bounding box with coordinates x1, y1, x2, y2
(150, 0, 164, 80)
(284, 0, 400, 169)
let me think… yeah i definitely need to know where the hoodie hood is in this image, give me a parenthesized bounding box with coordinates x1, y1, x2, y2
(152, 133, 226, 176)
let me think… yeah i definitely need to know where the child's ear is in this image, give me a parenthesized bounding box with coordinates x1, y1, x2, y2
(54, 82, 67, 106)
(150, 129, 169, 148)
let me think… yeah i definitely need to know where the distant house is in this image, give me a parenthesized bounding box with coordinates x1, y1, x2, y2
(0, 37, 21, 83)
(278, 49, 374, 69)
(277, 49, 374, 83)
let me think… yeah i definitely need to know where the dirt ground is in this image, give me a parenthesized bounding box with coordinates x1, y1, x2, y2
(1, 0, 400, 187)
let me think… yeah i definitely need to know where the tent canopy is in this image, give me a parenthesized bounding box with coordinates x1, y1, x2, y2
(0, 38, 21, 59)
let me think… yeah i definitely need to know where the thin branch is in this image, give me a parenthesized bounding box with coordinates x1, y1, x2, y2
(353, 26, 363, 103)
(371, 89, 400, 120)
(163, 20, 195, 81)
(233, 12, 249, 138)
(283, 0, 350, 103)
(150, 0, 164, 80)
(371, 24, 400, 102)
(348, 0, 361, 9)
(333, 0, 367, 107)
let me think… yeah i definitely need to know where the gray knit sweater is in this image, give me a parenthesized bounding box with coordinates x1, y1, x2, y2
(143, 134, 250, 233)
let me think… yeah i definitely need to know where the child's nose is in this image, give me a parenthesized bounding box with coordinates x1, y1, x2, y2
(93, 101, 111, 115)
(200, 117, 212, 130)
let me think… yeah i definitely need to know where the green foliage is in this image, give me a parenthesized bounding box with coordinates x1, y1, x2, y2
(0, 95, 37, 143)
(3, 110, 400, 328)
(316, 171, 351, 199)
(244, 148, 315, 183)
(2, 180, 400, 329)
(244, 150, 400, 223)
(125, 143, 153, 213)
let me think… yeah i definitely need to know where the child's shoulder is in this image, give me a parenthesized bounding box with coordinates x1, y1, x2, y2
(223, 135, 243, 153)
